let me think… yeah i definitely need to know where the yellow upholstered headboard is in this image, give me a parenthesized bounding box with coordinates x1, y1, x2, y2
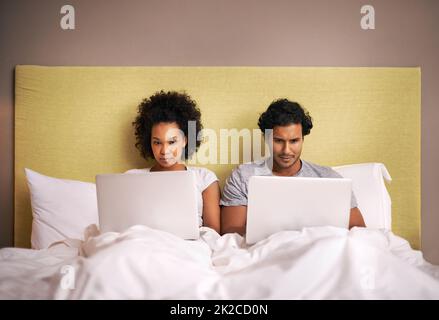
(15, 66, 421, 248)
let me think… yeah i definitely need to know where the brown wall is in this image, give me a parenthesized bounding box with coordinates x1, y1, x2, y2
(1, 0, 438, 263)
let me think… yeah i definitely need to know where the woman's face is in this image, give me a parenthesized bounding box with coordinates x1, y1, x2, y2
(151, 122, 187, 169)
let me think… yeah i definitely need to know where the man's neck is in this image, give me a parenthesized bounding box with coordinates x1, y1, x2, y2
(272, 159, 302, 177)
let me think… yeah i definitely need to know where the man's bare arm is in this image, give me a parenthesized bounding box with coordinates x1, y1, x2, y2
(221, 206, 247, 235)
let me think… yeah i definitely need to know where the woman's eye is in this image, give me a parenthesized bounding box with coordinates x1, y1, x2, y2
(169, 140, 176, 145)
(153, 141, 161, 145)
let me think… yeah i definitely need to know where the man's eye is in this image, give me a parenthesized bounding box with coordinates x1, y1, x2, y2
(169, 140, 176, 145)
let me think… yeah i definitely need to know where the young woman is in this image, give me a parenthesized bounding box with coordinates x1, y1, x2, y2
(128, 90, 220, 233)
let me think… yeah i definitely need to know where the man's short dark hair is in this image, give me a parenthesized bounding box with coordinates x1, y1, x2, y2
(258, 99, 313, 136)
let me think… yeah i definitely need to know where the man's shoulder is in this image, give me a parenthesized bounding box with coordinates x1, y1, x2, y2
(236, 159, 269, 173)
(230, 159, 269, 181)
(235, 159, 263, 171)
(301, 160, 341, 178)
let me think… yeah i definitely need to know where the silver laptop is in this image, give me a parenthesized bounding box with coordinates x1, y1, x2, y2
(246, 176, 352, 244)
(96, 171, 199, 239)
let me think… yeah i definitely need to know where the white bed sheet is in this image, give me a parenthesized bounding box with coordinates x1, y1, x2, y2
(1, 225, 439, 299)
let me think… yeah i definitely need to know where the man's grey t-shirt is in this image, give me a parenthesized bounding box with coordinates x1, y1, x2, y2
(220, 158, 358, 208)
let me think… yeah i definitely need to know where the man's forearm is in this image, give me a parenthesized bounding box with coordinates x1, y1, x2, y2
(220, 205, 247, 235)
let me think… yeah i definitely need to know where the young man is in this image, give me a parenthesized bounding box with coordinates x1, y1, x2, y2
(220, 99, 366, 235)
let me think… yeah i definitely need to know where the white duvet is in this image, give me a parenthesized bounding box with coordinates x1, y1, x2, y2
(1, 226, 439, 299)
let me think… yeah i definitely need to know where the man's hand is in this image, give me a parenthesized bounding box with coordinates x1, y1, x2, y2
(349, 207, 366, 229)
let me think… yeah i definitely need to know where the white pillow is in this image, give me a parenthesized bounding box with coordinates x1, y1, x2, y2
(332, 163, 392, 230)
(25, 168, 99, 249)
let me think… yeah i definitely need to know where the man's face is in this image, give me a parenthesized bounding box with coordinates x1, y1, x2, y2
(271, 123, 304, 170)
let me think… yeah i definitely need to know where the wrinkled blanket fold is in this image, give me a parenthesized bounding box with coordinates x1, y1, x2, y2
(1, 226, 439, 299)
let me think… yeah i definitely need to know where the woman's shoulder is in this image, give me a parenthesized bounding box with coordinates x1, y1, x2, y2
(124, 168, 151, 173)
(187, 166, 218, 188)
(187, 166, 216, 176)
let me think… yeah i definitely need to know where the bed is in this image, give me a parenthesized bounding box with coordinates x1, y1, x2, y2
(2, 66, 438, 299)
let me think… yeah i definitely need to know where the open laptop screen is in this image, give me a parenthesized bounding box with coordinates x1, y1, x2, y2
(96, 171, 199, 239)
(246, 176, 352, 244)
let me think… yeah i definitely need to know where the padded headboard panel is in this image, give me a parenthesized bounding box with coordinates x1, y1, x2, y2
(15, 66, 421, 248)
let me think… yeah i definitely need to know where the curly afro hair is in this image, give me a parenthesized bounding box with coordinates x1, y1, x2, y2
(133, 90, 203, 160)
(258, 99, 313, 136)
